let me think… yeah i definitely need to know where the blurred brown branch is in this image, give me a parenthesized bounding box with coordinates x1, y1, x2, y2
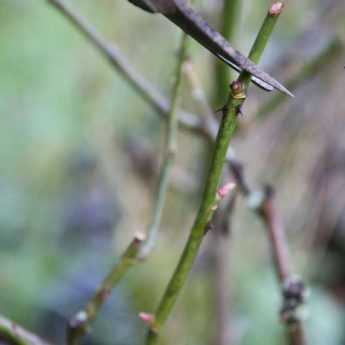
(254, 186, 307, 345)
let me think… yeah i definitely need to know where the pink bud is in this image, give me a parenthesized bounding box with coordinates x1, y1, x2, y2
(269, 2, 284, 16)
(139, 312, 155, 324)
(217, 182, 235, 199)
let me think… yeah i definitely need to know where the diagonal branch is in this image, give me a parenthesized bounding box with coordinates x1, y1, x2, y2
(46, 0, 202, 132)
(66, 30, 189, 345)
(0, 315, 51, 345)
(67, 234, 145, 345)
(139, 33, 189, 258)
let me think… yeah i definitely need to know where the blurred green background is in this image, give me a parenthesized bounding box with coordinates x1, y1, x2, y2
(0, 0, 344, 344)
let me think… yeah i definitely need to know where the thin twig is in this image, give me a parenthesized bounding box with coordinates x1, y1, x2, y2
(66, 32, 189, 345)
(67, 234, 145, 345)
(252, 186, 307, 345)
(139, 33, 189, 257)
(256, 187, 291, 281)
(0, 315, 51, 345)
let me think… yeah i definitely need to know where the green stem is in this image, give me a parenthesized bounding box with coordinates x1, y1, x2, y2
(214, 0, 242, 104)
(145, 2, 287, 344)
(146, 85, 241, 345)
(139, 34, 189, 257)
(67, 235, 144, 345)
(239, 1, 284, 86)
(66, 34, 189, 345)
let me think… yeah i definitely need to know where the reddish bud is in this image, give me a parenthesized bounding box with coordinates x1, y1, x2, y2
(217, 182, 236, 199)
(139, 312, 155, 325)
(269, 2, 284, 16)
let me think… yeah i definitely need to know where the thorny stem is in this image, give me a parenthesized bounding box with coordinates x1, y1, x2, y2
(211, 1, 241, 344)
(139, 33, 189, 257)
(0, 315, 51, 345)
(47, 0, 341, 142)
(67, 234, 145, 345)
(226, 2, 286, 190)
(238, 1, 285, 87)
(146, 82, 242, 345)
(47, 0, 329, 145)
(146, 2, 306, 345)
(47, 1, 308, 344)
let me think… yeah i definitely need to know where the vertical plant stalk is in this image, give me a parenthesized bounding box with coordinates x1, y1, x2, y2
(66, 33, 189, 345)
(139, 33, 189, 258)
(212, 1, 241, 344)
(145, 2, 291, 344)
(214, 0, 241, 105)
(183, 55, 237, 345)
(0, 315, 51, 345)
(146, 81, 242, 345)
